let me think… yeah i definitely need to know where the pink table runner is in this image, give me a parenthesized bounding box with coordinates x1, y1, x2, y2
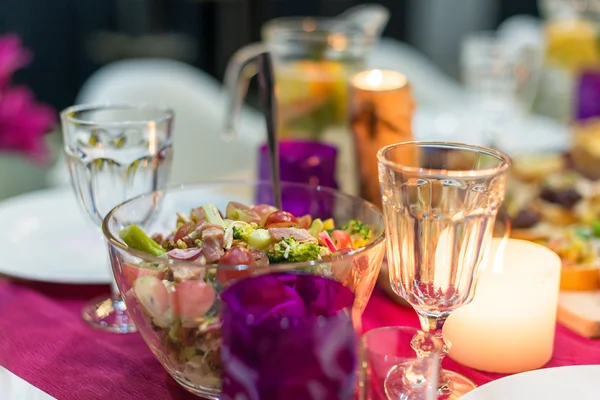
(1, 280, 599, 399)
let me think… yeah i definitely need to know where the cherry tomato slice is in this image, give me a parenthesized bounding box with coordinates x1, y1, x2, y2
(331, 230, 353, 249)
(264, 210, 299, 228)
(216, 268, 255, 286)
(251, 204, 278, 225)
(174, 222, 194, 243)
(217, 247, 257, 285)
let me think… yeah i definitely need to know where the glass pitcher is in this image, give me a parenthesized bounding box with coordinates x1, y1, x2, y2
(222, 5, 389, 142)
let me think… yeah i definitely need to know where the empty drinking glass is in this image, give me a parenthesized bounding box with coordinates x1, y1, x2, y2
(377, 141, 511, 398)
(461, 31, 541, 146)
(61, 104, 174, 333)
(360, 326, 441, 400)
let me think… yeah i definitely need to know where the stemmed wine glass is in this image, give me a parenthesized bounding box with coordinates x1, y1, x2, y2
(61, 104, 174, 333)
(377, 141, 511, 398)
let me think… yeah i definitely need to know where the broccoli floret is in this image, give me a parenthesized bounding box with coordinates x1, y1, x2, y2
(341, 219, 371, 240)
(267, 237, 322, 263)
(232, 224, 254, 241)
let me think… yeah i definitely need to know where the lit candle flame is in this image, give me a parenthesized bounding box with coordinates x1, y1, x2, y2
(351, 69, 407, 91)
(365, 69, 384, 88)
(492, 219, 511, 273)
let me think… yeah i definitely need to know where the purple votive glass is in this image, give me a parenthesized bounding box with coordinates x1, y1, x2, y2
(220, 272, 357, 400)
(256, 140, 338, 217)
(576, 69, 600, 121)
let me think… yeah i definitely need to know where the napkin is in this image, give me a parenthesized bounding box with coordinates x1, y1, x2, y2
(220, 272, 357, 400)
(0, 366, 56, 399)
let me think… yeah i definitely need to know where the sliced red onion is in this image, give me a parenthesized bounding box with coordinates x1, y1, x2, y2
(167, 247, 203, 261)
(319, 231, 338, 253)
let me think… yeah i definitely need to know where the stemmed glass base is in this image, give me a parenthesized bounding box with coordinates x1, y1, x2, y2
(384, 365, 476, 400)
(81, 294, 137, 334)
(383, 335, 477, 399)
(438, 370, 476, 399)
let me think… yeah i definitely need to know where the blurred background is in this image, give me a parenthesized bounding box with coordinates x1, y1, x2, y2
(0, 0, 587, 200)
(3, 0, 537, 111)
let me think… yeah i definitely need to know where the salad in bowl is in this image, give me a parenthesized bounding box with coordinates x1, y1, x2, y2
(102, 181, 385, 398)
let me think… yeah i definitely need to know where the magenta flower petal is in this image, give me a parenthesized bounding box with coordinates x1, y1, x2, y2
(0, 86, 56, 163)
(0, 34, 32, 88)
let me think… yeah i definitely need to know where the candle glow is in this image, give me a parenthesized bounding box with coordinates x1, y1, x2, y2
(351, 69, 407, 92)
(349, 68, 414, 207)
(443, 238, 561, 374)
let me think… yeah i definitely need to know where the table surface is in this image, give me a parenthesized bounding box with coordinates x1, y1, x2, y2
(1, 279, 599, 400)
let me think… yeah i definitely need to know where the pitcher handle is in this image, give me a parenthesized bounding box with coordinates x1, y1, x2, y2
(222, 42, 267, 141)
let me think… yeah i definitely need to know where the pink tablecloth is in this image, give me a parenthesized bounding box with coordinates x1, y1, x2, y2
(1, 280, 599, 400)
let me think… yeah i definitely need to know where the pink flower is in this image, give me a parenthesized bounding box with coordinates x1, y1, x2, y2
(0, 86, 56, 163)
(0, 34, 31, 88)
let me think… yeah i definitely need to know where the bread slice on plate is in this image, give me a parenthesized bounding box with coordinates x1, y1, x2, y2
(510, 154, 565, 182)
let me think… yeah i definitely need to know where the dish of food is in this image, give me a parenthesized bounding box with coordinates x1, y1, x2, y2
(119, 201, 372, 387)
(103, 182, 386, 398)
(504, 153, 600, 291)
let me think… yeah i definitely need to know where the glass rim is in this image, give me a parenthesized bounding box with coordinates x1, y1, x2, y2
(377, 140, 512, 179)
(361, 325, 443, 355)
(60, 103, 174, 127)
(101, 180, 386, 271)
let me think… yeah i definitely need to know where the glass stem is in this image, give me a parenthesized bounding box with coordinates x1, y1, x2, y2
(416, 311, 450, 393)
(103, 240, 122, 300)
(110, 273, 121, 298)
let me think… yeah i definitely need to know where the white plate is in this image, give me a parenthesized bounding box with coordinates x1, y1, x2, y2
(0, 188, 110, 284)
(0, 180, 256, 284)
(462, 365, 600, 400)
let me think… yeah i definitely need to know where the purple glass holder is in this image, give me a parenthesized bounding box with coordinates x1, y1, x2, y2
(220, 272, 357, 400)
(256, 140, 338, 217)
(576, 69, 600, 122)
(258, 140, 338, 187)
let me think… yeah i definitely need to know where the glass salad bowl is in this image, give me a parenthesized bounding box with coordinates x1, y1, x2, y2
(102, 181, 386, 399)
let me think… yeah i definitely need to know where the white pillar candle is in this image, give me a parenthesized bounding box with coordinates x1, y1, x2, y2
(443, 238, 561, 374)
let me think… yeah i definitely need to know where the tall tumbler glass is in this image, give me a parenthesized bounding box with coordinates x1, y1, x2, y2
(377, 141, 510, 398)
(61, 104, 174, 333)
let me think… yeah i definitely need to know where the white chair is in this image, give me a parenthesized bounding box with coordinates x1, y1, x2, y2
(49, 58, 264, 187)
